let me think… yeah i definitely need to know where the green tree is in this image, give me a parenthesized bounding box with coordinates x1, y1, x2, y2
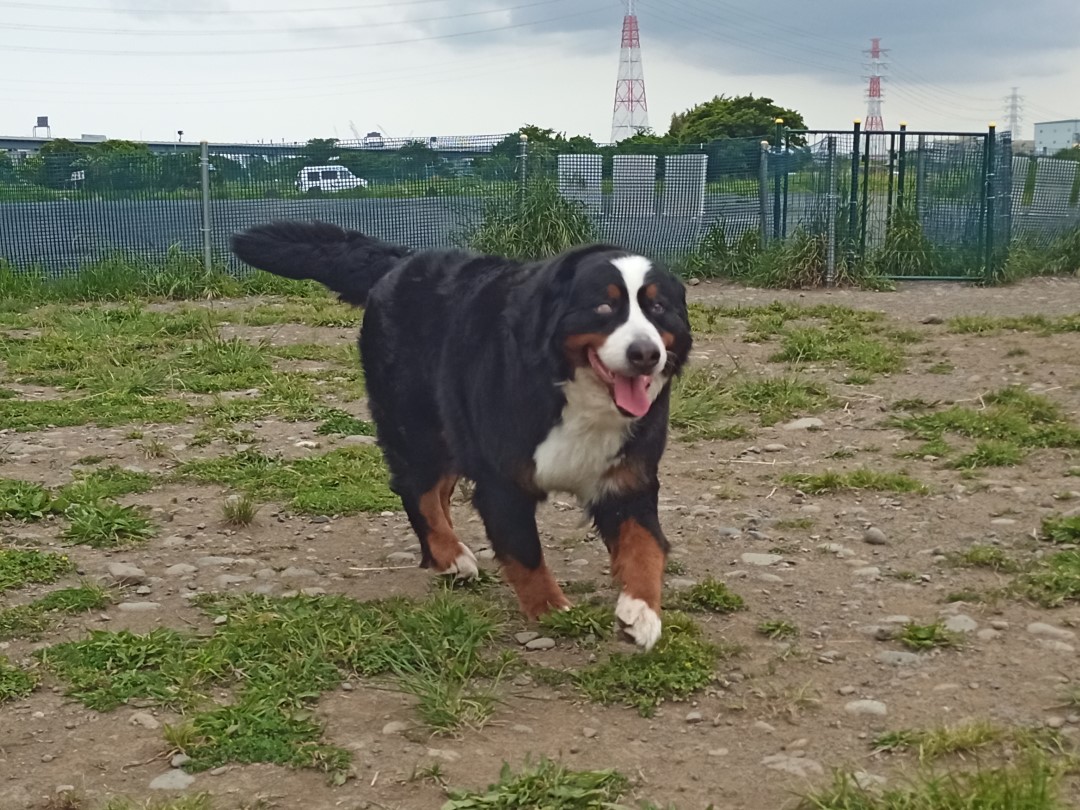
(83, 140, 156, 192)
(1053, 146, 1080, 161)
(667, 94, 806, 145)
(301, 138, 340, 164)
(36, 138, 90, 188)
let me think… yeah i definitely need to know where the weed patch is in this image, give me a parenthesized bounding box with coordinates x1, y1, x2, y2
(782, 468, 928, 495)
(537, 603, 612, 640)
(0, 656, 38, 704)
(1040, 515, 1080, 545)
(0, 549, 75, 592)
(178, 446, 397, 515)
(897, 621, 960, 651)
(41, 591, 505, 781)
(571, 613, 722, 717)
(758, 619, 799, 640)
(1018, 551, 1080, 607)
(315, 409, 375, 437)
(61, 501, 156, 548)
(668, 577, 746, 614)
(0, 585, 111, 640)
(442, 758, 631, 809)
(0, 478, 61, 520)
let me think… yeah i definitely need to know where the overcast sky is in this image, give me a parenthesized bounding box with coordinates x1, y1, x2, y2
(1, 0, 1076, 145)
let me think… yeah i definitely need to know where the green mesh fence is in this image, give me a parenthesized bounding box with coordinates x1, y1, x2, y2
(0, 129, 1076, 281)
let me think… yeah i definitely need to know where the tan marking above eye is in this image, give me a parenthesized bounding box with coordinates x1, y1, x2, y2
(606, 284, 622, 299)
(643, 284, 658, 300)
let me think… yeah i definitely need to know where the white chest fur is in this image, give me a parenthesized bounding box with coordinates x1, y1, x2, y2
(532, 372, 632, 504)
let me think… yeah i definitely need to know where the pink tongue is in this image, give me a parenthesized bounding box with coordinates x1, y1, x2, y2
(613, 374, 652, 417)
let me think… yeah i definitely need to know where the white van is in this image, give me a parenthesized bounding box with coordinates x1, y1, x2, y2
(295, 165, 369, 193)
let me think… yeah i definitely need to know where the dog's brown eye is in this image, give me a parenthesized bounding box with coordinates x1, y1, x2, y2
(595, 303, 614, 315)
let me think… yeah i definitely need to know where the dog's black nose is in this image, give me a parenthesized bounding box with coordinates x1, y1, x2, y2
(626, 339, 661, 374)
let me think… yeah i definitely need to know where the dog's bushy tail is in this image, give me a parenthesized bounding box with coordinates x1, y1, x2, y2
(229, 219, 412, 307)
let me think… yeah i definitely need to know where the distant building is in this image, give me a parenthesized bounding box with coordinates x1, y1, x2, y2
(1034, 120, 1080, 155)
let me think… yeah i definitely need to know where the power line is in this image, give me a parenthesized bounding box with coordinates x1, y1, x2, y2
(0, 0, 459, 14)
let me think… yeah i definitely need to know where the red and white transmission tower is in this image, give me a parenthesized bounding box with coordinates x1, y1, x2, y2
(610, 0, 649, 143)
(863, 37, 887, 132)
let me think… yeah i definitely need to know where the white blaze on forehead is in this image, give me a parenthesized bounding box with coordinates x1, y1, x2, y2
(598, 255, 667, 376)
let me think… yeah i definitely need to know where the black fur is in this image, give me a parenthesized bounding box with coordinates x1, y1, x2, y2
(230, 219, 693, 630)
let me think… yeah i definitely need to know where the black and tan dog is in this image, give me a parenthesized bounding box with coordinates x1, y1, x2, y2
(231, 220, 692, 650)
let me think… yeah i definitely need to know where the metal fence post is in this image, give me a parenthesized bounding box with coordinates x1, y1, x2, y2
(199, 141, 213, 274)
(758, 140, 770, 245)
(915, 134, 926, 212)
(825, 135, 837, 287)
(518, 133, 528, 204)
(849, 120, 861, 258)
(772, 118, 784, 239)
(896, 122, 908, 213)
(983, 122, 997, 283)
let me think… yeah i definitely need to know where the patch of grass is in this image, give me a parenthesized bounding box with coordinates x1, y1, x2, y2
(1040, 515, 1080, 545)
(871, 721, 1059, 763)
(893, 386, 1080, 467)
(771, 326, 905, 374)
(0, 393, 190, 433)
(0, 478, 59, 520)
(57, 465, 157, 505)
(798, 758, 1062, 810)
(0, 656, 38, 704)
(897, 621, 960, 651)
(1018, 551, 1080, 607)
(782, 468, 929, 495)
(0, 584, 111, 640)
(572, 612, 722, 717)
(314, 409, 376, 437)
(61, 501, 156, 548)
(537, 603, 612, 640)
(668, 577, 746, 614)
(670, 368, 831, 439)
(100, 796, 219, 810)
(758, 619, 799, 640)
(948, 313, 1080, 336)
(221, 493, 259, 527)
(442, 758, 631, 810)
(41, 591, 505, 781)
(951, 545, 1020, 573)
(179, 446, 397, 515)
(0, 549, 75, 592)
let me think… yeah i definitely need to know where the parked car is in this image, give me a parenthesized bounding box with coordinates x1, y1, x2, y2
(295, 165, 368, 193)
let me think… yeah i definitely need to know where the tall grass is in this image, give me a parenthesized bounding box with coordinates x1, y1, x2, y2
(463, 177, 596, 261)
(0, 246, 323, 304)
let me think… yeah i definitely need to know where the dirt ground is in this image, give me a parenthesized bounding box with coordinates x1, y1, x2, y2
(3, 276, 1080, 809)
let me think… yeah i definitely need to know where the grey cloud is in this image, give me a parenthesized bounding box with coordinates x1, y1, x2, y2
(397, 0, 1080, 84)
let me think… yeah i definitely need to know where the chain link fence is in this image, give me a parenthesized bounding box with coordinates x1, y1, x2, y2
(1, 127, 1077, 281)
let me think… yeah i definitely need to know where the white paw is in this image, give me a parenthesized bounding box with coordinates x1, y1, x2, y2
(615, 592, 662, 651)
(443, 544, 479, 579)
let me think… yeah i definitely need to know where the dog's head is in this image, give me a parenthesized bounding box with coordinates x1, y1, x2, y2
(531, 245, 692, 419)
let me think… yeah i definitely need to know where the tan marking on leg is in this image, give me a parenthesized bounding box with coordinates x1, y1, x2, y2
(500, 557, 571, 620)
(609, 518, 666, 612)
(419, 477, 468, 572)
(438, 475, 459, 529)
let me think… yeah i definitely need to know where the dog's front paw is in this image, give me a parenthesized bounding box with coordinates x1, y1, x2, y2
(615, 592, 662, 651)
(442, 543, 479, 579)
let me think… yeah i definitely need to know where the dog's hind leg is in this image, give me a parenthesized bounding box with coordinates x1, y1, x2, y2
(399, 475, 478, 579)
(472, 477, 570, 620)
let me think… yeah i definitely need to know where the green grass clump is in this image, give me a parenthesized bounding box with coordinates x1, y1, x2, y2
(758, 619, 799, 640)
(537, 603, 612, 640)
(572, 613, 721, 717)
(668, 577, 745, 614)
(0, 549, 74, 592)
(41, 591, 504, 781)
(898, 621, 960, 651)
(1018, 551, 1080, 607)
(442, 758, 631, 810)
(61, 501, 156, 547)
(1040, 515, 1080, 545)
(0, 584, 111, 640)
(0, 478, 59, 520)
(670, 368, 831, 440)
(798, 758, 1062, 810)
(0, 656, 38, 704)
(893, 386, 1080, 467)
(178, 446, 398, 515)
(57, 465, 157, 505)
(952, 545, 1020, 573)
(0, 392, 190, 433)
(314, 409, 376, 437)
(782, 468, 928, 495)
(771, 326, 904, 374)
(871, 721, 1058, 763)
